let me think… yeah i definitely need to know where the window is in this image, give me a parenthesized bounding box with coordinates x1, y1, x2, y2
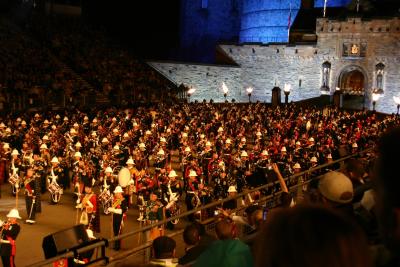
(376, 63, 385, 90)
(321, 62, 331, 94)
(201, 0, 208, 9)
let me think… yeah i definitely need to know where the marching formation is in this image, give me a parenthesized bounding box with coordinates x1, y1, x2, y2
(0, 103, 398, 248)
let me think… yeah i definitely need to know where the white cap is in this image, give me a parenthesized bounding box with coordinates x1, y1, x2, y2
(123, 133, 129, 138)
(0, 122, 5, 128)
(241, 137, 246, 142)
(200, 134, 205, 139)
(73, 123, 79, 128)
(205, 141, 211, 147)
(185, 147, 191, 152)
(145, 130, 152, 135)
(75, 142, 82, 148)
(93, 118, 98, 123)
(113, 128, 119, 133)
(112, 117, 117, 122)
(70, 128, 76, 134)
(63, 116, 68, 121)
(309, 137, 315, 142)
(241, 151, 248, 157)
(114, 186, 123, 194)
(182, 132, 188, 138)
(327, 153, 333, 159)
(91, 131, 97, 137)
(218, 127, 223, 133)
(293, 163, 301, 169)
(40, 144, 48, 150)
(51, 157, 59, 164)
(74, 152, 82, 158)
(3, 143, 9, 149)
(157, 149, 165, 155)
(226, 138, 231, 144)
(281, 146, 287, 152)
(227, 186, 237, 193)
(83, 116, 89, 121)
(126, 158, 134, 165)
(256, 131, 262, 136)
(114, 145, 120, 151)
(21, 121, 26, 125)
(11, 149, 19, 156)
(55, 114, 61, 119)
(352, 143, 358, 148)
(310, 156, 318, 163)
(319, 171, 353, 204)
(296, 141, 301, 146)
(105, 167, 113, 173)
(189, 170, 197, 177)
(5, 128, 11, 133)
(160, 137, 166, 143)
(34, 113, 40, 118)
(43, 119, 49, 124)
(261, 150, 269, 156)
(139, 143, 146, 148)
(7, 209, 21, 219)
(168, 170, 178, 177)
(102, 137, 109, 143)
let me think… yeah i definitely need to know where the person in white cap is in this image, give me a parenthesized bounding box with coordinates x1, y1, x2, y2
(1, 208, 21, 267)
(108, 186, 128, 250)
(24, 168, 37, 224)
(9, 149, 21, 195)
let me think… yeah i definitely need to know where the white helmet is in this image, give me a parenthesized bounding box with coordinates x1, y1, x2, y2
(11, 149, 19, 156)
(40, 144, 48, 150)
(75, 142, 82, 148)
(293, 163, 301, 169)
(3, 143, 9, 149)
(51, 157, 59, 164)
(139, 143, 146, 149)
(113, 145, 120, 151)
(74, 152, 82, 158)
(126, 158, 135, 165)
(160, 137, 166, 143)
(184, 147, 191, 152)
(261, 150, 269, 156)
(6, 209, 21, 219)
(105, 167, 113, 173)
(227, 186, 237, 193)
(168, 170, 178, 178)
(114, 186, 123, 194)
(157, 149, 165, 155)
(189, 170, 197, 177)
(102, 137, 109, 143)
(310, 156, 318, 163)
(241, 151, 248, 157)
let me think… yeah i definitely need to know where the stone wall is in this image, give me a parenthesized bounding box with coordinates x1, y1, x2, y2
(150, 17, 400, 114)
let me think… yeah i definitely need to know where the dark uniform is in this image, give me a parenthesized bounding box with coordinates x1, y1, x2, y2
(110, 196, 128, 250)
(0, 220, 20, 267)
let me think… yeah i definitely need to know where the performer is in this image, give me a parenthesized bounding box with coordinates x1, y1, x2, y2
(24, 168, 36, 224)
(0, 209, 21, 267)
(146, 192, 164, 240)
(9, 149, 21, 196)
(108, 186, 127, 251)
(76, 182, 100, 233)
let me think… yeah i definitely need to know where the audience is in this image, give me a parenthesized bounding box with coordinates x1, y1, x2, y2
(254, 205, 372, 267)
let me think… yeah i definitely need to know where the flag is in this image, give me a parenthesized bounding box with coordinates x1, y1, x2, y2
(287, 3, 292, 41)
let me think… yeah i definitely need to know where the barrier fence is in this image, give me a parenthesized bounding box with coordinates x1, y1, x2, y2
(27, 147, 374, 267)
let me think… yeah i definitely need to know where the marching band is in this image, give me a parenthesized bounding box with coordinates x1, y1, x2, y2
(0, 103, 392, 256)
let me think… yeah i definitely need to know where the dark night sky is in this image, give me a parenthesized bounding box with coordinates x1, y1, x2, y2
(83, 0, 181, 59)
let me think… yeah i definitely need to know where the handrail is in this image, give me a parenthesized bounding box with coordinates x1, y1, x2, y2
(27, 147, 374, 267)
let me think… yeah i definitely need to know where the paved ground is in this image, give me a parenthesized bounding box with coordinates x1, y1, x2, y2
(0, 184, 188, 266)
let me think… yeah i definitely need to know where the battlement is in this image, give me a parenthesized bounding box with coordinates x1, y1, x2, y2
(316, 17, 400, 35)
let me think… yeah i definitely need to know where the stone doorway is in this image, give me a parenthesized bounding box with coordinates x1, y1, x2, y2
(338, 67, 366, 110)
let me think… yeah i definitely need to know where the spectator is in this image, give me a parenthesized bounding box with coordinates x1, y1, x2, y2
(374, 127, 400, 266)
(178, 224, 208, 265)
(192, 218, 253, 266)
(254, 205, 372, 267)
(318, 171, 354, 217)
(149, 236, 178, 267)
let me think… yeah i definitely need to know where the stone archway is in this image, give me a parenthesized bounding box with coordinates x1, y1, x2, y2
(338, 66, 367, 110)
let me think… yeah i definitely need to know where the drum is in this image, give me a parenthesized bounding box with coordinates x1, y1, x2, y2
(98, 189, 111, 203)
(8, 174, 19, 186)
(48, 183, 62, 195)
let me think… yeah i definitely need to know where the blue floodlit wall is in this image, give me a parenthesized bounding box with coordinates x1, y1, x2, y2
(314, 0, 352, 7)
(180, 0, 242, 62)
(239, 0, 301, 43)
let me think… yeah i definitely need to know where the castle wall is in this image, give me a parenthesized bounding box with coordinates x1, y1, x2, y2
(151, 17, 400, 114)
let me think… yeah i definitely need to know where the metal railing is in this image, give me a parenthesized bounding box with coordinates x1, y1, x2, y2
(27, 147, 374, 267)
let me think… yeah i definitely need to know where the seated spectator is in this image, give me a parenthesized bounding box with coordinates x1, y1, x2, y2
(254, 205, 372, 267)
(149, 236, 178, 267)
(192, 221, 216, 248)
(178, 224, 208, 265)
(193, 219, 253, 267)
(318, 171, 354, 217)
(374, 127, 400, 266)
